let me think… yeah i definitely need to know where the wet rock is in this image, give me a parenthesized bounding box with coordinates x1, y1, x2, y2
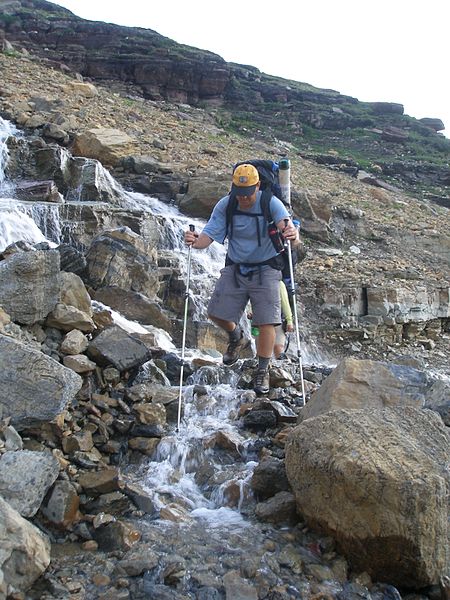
(204, 430, 245, 456)
(57, 243, 87, 276)
(87, 325, 151, 371)
(94, 286, 171, 329)
(122, 482, 157, 515)
(286, 407, 450, 587)
(223, 569, 258, 600)
(259, 399, 298, 423)
(255, 491, 297, 524)
(196, 587, 222, 600)
(84, 491, 134, 516)
(141, 582, 180, 600)
(128, 437, 160, 455)
(115, 546, 158, 577)
(159, 503, 193, 523)
(0, 496, 50, 597)
(243, 409, 277, 431)
(251, 457, 290, 500)
(0, 450, 60, 517)
(162, 557, 186, 585)
(0, 249, 60, 324)
(130, 423, 164, 438)
(93, 520, 141, 551)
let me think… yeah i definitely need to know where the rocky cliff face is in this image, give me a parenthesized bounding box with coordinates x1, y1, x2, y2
(1, 0, 449, 197)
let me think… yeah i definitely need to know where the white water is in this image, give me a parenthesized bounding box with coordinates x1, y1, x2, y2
(137, 379, 260, 522)
(0, 117, 18, 197)
(0, 117, 331, 523)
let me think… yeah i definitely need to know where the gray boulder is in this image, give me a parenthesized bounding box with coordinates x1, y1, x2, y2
(0, 250, 60, 324)
(0, 497, 50, 598)
(0, 450, 60, 517)
(87, 325, 151, 371)
(85, 227, 159, 299)
(0, 334, 82, 429)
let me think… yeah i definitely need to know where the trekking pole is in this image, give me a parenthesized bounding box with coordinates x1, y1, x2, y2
(283, 221, 306, 405)
(279, 158, 306, 405)
(177, 224, 195, 431)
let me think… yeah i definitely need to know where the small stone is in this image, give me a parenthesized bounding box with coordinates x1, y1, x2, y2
(82, 540, 99, 551)
(92, 573, 111, 586)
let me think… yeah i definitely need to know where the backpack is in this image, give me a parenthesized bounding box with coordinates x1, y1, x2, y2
(224, 160, 296, 272)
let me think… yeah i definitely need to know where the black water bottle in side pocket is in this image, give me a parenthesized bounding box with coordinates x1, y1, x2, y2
(268, 221, 285, 254)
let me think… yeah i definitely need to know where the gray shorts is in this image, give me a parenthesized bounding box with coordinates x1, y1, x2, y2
(208, 265, 282, 326)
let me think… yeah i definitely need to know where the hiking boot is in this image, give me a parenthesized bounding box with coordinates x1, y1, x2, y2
(254, 369, 270, 395)
(223, 333, 251, 365)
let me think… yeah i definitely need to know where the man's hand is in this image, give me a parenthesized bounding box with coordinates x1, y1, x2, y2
(286, 323, 294, 332)
(184, 228, 198, 246)
(282, 222, 298, 241)
(184, 230, 213, 250)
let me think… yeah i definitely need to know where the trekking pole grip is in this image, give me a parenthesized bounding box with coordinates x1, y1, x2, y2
(189, 224, 195, 232)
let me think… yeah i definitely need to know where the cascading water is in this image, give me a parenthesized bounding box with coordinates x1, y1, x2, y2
(1, 118, 339, 596)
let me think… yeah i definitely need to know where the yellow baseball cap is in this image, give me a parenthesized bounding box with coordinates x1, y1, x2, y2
(231, 164, 260, 196)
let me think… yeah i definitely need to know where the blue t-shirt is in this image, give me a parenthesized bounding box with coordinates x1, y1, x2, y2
(202, 192, 289, 265)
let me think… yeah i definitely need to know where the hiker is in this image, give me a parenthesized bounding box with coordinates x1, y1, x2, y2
(274, 279, 294, 359)
(184, 163, 299, 394)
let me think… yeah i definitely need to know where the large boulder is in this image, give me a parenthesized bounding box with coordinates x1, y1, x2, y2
(178, 174, 229, 219)
(285, 407, 450, 587)
(0, 497, 50, 598)
(300, 358, 429, 421)
(93, 287, 171, 329)
(0, 334, 82, 429)
(72, 128, 136, 167)
(0, 450, 60, 517)
(0, 250, 60, 324)
(85, 227, 159, 299)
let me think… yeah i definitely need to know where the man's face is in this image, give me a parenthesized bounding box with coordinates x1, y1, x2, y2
(236, 184, 259, 210)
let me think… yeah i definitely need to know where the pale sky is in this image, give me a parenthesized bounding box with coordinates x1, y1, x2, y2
(53, 0, 449, 138)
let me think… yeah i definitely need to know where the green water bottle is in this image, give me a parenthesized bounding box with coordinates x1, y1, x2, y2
(251, 324, 259, 336)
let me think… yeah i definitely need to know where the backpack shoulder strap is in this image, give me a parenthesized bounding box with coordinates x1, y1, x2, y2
(260, 188, 273, 223)
(225, 193, 238, 240)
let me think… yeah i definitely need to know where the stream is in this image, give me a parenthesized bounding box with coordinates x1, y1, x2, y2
(0, 117, 354, 600)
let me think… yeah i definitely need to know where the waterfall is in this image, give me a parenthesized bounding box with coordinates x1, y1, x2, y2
(0, 117, 17, 196)
(0, 116, 339, 565)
